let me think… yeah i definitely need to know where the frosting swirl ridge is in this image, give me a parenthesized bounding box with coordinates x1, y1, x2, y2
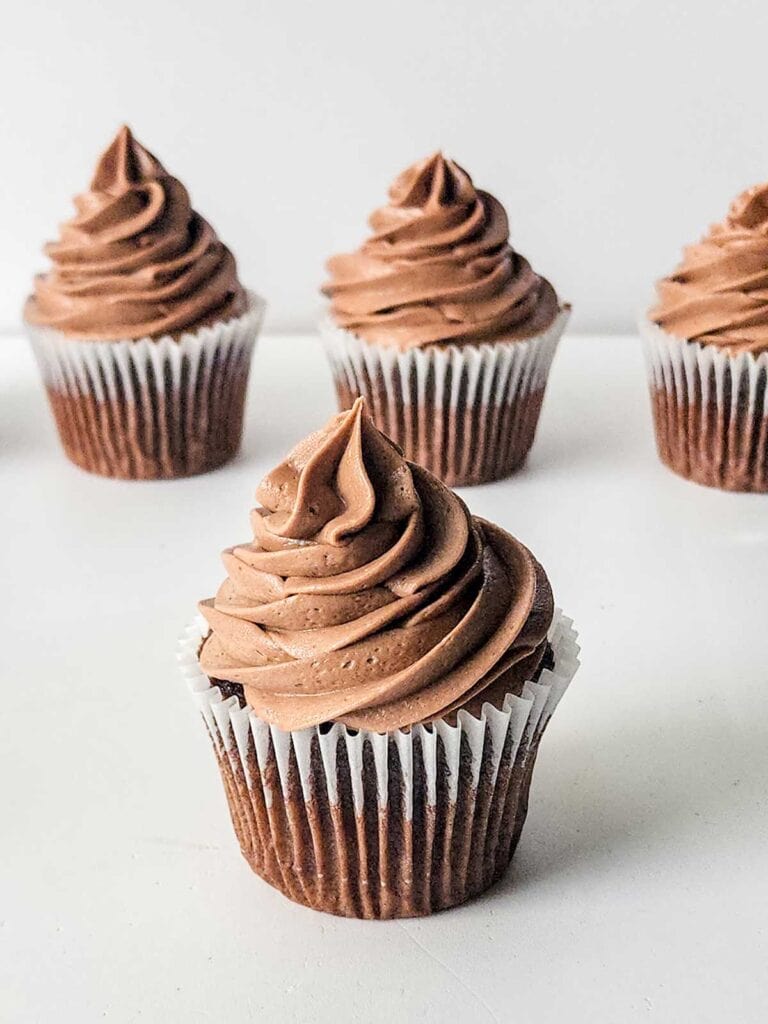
(199, 398, 553, 731)
(322, 152, 560, 350)
(651, 180, 768, 353)
(25, 125, 246, 340)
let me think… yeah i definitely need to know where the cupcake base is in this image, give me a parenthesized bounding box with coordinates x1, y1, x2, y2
(321, 310, 569, 488)
(650, 390, 768, 491)
(27, 293, 264, 480)
(641, 319, 768, 492)
(178, 611, 579, 920)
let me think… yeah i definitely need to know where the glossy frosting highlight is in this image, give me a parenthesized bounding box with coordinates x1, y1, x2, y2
(25, 126, 246, 340)
(651, 180, 768, 353)
(323, 152, 560, 350)
(198, 398, 553, 731)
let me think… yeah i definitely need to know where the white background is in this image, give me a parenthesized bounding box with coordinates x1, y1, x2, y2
(3, 0, 768, 334)
(3, 4, 768, 1021)
(1, 331, 767, 1023)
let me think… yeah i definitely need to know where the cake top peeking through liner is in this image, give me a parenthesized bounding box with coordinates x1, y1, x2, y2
(198, 398, 554, 732)
(323, 152, 560, 350)
(25, 125, 246, 341)
(650, 179, 768, 354)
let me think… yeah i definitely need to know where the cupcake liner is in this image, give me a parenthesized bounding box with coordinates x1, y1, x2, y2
(319, 309, 569, 487)
(639, 318, 768, 492)
(177, 610, 579, 920)
(25, 292, 265, 480)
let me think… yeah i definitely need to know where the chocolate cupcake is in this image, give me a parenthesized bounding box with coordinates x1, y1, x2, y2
(24, 126, 265, 480)
(321, 153, 569, 486)
(641, 181, 768, 491)
(178, 398, 579, 918)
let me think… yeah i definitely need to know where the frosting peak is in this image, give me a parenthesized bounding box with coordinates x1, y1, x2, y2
(651, 179, 768, 353)
(257, 399, 420, 544)
(383, 151, 475, 217)
(323, 152, 560, 350)
(90, 125, 164, 193)
(198, 400, 554, 732)
(25, 125, 246, 340)
(726, 182, 768, 233)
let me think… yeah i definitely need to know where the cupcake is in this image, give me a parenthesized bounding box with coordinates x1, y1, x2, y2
(320, 153, 569, 487)
(641, 180, 768, 491)
(24, 126, 265, 480)
(178, 398, 579, 919)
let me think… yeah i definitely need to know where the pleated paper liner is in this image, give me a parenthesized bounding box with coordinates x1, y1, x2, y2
(25, 291, 265, 480)
(320, 309, 569, 487)
(640, 318, 768, 492)
(178, 610, 579, 920)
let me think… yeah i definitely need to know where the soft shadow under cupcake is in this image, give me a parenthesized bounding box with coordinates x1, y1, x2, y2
(489, 704, 768, 893)
(0, 378, 53, 457)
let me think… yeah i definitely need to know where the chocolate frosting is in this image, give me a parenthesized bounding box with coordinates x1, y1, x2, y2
(25, 126, 246, 340)
(198, 398, 554, 732)
(322, 152, 560, 349)
(651, 181, 768, 353)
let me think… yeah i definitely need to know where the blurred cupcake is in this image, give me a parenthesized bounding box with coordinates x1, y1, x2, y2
(178, 398, 579, 919)
(24, 126, 265, 480)
(641, 181, 768, 491)
(321, 153, 569, 486)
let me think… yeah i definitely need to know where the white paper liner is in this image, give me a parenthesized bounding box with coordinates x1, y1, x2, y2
(177, 609, 579, 918)
(319, 308, 569, 486)
(25, 291, 265, 479)
(639, 317, 768, 491)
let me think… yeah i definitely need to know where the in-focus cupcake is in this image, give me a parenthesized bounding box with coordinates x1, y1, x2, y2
(24, 126, 265, 480)
(641, 181, 768, 491)
(178, 398, 579, 919)
(321, 153, 569, 487)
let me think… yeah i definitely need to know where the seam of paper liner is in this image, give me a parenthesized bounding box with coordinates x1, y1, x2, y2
(177, 609, 579, 816)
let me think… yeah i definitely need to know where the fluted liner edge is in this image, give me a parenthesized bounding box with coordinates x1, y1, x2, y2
(640, 317, 768, 491)
(320, 310, 569, 487)
(177, 609, 579, 919)
(26, 292, 265, 480)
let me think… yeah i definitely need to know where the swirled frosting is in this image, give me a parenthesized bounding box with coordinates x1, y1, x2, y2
(198, 398, 554, 732)
(651, 180, 768, 353)
(322, 152, 560, 350)
(24, 125, 246, 340)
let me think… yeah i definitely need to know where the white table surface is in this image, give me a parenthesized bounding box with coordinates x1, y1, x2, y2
(1, 332, 767, 1024)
